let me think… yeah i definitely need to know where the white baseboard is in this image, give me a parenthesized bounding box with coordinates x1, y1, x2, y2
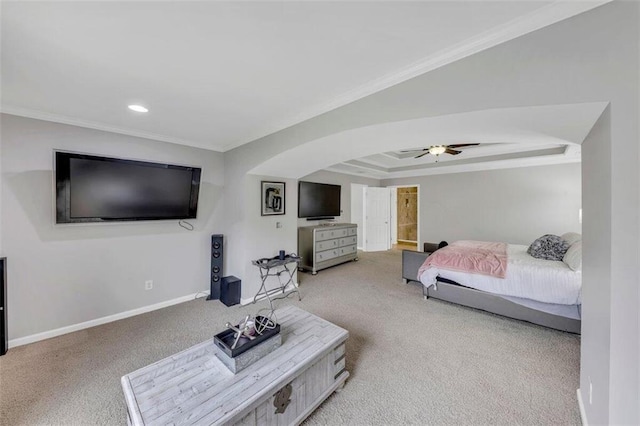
(8, 290, 210, 349)
(577, 388, 588, 426)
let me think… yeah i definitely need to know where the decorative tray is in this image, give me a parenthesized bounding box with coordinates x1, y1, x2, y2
(214, 316, 281, 358)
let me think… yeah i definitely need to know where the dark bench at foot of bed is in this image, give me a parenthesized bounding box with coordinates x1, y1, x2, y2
(401, 249, 581, 334)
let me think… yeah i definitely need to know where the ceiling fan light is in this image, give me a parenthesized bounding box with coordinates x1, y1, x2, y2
(428, 145, 446, 156)
(128, 104, 149, 113)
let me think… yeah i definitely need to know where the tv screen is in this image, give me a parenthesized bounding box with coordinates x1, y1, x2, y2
(298, 181, 341, 219)
(55, 152, 201, 223)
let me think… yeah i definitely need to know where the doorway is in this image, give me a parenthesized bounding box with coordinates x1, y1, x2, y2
(392, 186, 419, 251)
(357, 184, 420, 252)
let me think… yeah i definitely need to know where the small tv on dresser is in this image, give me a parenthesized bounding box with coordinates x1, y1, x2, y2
(297, 181, 341, 220)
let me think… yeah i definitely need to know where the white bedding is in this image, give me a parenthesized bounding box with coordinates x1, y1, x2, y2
(419, 244, 582, 305)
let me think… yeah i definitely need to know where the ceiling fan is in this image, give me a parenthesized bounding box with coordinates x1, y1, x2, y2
(402, 144, 480, 159)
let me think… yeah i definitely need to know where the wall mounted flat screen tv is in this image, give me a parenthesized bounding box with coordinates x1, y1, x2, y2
(55, 151, 201, 223)
(298, 181, 341, 220)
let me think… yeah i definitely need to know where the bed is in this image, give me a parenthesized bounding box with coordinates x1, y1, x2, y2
(402, 237, 582, 334)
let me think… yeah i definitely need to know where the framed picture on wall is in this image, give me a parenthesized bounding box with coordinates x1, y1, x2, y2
(261, 181, 285, 216)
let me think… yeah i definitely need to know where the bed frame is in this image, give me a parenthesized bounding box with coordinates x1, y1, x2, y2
(402, 249, 581, 334)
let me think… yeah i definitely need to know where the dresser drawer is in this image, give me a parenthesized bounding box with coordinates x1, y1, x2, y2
(339, 245, 357, 256)
(315, 228, 349, 241)
(315, 239, 339, 251)
(334, 343, 345, 361)
(347, 227, 357, 236)
(316, 248, 341, 263)
(334, 357, 346, 376)
(338, 236, 357, 247)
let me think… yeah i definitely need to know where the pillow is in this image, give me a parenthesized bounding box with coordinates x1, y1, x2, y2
(563, 241, 582, 271)
(527, 234, 570, 261)
(424, 241, 448, 253)
(561, 232, 582, 247)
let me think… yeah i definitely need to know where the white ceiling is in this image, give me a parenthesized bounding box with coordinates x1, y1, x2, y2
(1, 1, 606, 157)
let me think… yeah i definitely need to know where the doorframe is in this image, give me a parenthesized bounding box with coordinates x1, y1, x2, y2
(390, 187, 398, 245)
(386, 184, 421, 251)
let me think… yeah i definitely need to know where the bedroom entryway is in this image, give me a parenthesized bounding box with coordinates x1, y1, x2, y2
(354, 184, 421, 252)
(391, 186, 419, 250)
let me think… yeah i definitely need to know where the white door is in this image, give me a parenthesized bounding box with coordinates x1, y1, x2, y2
(363, 187, 391, 252)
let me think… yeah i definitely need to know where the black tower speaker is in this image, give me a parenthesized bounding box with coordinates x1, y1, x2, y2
(1, 258, 7, 356)
(207, 235, 223, 300)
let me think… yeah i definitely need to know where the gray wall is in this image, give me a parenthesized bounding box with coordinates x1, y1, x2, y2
(0, 114, 225, 340)
(350, 183, 366, 248)
(382, 163, 582, 247)
(238, 174, 299, 303)
(580, 108, 611, 421)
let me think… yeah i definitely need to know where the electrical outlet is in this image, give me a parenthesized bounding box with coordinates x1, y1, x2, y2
(145, 280, 153, 290)
(589, 376, 593, 405)
(276, 222, 282, 229)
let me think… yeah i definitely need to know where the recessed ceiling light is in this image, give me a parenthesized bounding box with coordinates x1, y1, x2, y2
(128, 104, 149, 113)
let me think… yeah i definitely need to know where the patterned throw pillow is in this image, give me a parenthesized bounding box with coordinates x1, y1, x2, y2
(527, 234, 570, 261)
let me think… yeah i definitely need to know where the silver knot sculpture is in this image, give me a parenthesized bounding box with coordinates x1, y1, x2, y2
(225, 315, 256, 349)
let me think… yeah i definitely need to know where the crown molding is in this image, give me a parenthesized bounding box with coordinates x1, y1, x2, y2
(223, 0, 611, 152)
(0, 105, 224, 152)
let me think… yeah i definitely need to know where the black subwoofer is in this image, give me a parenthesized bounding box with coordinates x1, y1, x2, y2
(207, 235, 224, 300)
(220, 276, 241, 307)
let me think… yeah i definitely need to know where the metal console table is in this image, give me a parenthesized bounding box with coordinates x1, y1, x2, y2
(251, 255, 302, 304)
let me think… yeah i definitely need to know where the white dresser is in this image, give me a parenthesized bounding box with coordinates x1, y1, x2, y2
(297, 223, 358, 274)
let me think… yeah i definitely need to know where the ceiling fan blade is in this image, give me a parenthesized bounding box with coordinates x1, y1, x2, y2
(414, 151, 430, 159)
(445, 148, 462, 155)
(400, 149, 427, 153)
(447, 143, 480, 149)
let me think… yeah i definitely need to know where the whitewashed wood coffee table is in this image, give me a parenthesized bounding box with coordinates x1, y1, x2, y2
(121, 305, 349, 425)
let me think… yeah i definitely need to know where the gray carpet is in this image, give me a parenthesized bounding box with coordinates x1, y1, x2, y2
(0, 250, 581, 425)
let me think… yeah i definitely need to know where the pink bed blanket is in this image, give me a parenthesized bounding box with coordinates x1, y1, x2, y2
(417, 240, 508, 279)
